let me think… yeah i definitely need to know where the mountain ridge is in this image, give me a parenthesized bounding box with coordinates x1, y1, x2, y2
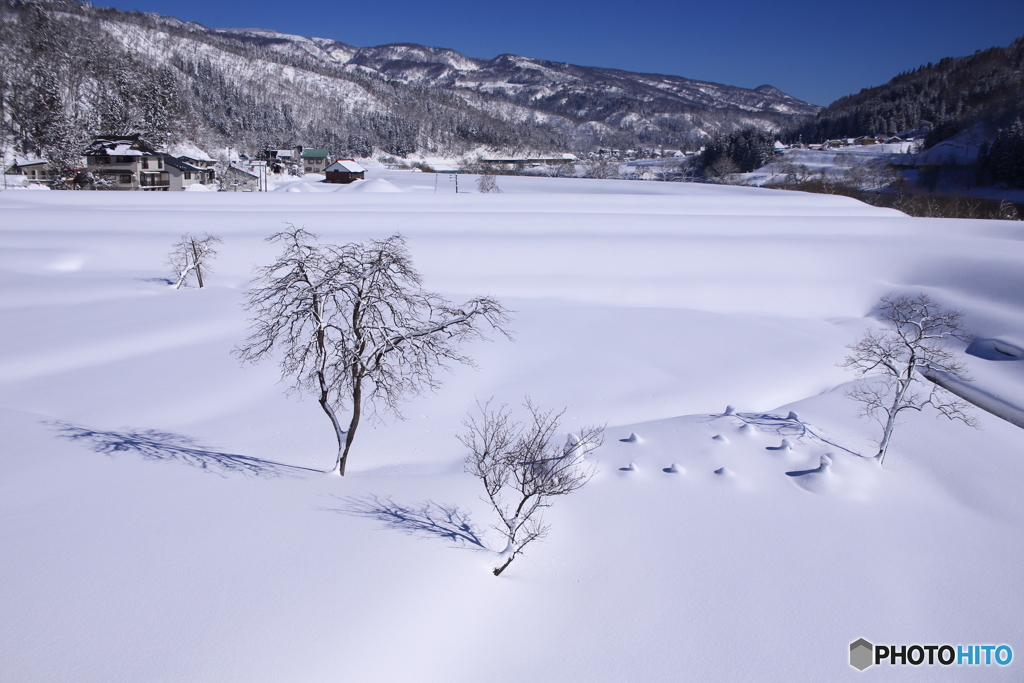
(784, 35, 1024, 146)
(0, 0, 818, 161)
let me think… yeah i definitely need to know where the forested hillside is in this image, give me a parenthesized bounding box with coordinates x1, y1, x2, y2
(785, 36, 1024, 146)
(0, 0, 816, 167)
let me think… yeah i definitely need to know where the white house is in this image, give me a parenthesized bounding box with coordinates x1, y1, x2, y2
(163, 155, 214, 191)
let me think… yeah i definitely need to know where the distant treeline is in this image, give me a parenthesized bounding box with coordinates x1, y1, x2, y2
(782, 36, 1024, 147)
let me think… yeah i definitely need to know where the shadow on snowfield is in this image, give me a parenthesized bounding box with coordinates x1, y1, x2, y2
(328, 494, 488, 550)
(50, 421, 321, 477)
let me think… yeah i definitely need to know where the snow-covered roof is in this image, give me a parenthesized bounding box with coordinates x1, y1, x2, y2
(107, 145, 143, 156)
(7, 157, 48, 168)
(178, 151, 215, 162)
(163, 156, 204, 172)
(225, 165, 259, 179)
(85, 135, 160, 156)
(326, 160, 365, 173)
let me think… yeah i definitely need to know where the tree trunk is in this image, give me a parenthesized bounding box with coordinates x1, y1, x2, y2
(877, 370, 914, 465)
(173, 263, 193, 289)
(191, 238, 204, 288)
(492, 556, 514, 576)
(491, 537, 516, 576)
(317, 370, 347, 475)
(876, 402, 899, 465)
(336, 377, 363, 477)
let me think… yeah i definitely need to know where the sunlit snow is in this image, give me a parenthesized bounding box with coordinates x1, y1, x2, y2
(2, 169, 1023, 682)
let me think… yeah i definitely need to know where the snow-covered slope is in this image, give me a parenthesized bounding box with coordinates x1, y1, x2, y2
(0, 3, 818, 158)
(2, 174, 1022, 681)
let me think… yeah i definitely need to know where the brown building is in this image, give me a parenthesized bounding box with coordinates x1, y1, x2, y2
(324, 159, 366, 184)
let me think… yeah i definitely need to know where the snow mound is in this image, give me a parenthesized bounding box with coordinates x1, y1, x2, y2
(713, 466, 736, 477)
(620, 432, 643, 443)
(663, 463, 685, 474)
(345, 178, 402, 193)
(619, 462, 639, 472)
(711, 434, 729, 443)
(786, 455, 833, 494)
(272, 179, 333, 193)
(766, 438, 794, 452)
(966, 338, 1024, 361)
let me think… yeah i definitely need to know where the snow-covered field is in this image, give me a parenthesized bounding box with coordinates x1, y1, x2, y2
(2, 172, 1023, 682)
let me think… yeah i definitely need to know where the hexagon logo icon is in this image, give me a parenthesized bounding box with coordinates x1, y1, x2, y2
(850, 638, 874, 671)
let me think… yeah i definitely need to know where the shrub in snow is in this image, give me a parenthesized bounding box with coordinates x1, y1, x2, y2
(168, 233, 221, 289)
(476, 174, 501, 193)
(461, 399, 602, 576)
(236, 227, 510, 475)
(841, 293, 978, 465)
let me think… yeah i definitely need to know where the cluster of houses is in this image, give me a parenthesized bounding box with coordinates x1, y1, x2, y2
(783, 135, 908, 151)
(260, 146, 366, 183)
(3, 135, 365, 190)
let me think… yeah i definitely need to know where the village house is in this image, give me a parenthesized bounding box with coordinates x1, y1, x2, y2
(163, 155, 214, 190)
(481, 154, 577, 169)
(221, 165, 260, 192)
(300, 148, 331, 174)
(259, 147, 303, 173)
(324, 159, 366, 184)
(4, 157, 58, 185)
(5, 155, 88, 186)
(83, 135, 168, 190)
(177, 152, 215, 169)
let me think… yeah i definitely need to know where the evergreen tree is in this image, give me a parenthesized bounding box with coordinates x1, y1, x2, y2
(978, 118, 1024, 188)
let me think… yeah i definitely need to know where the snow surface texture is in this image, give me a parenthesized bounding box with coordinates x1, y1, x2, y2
(2, 170, 1024, 682)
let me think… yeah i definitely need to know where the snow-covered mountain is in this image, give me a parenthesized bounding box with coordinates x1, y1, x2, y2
(219, 30, 818, 119)
(0, 0, 819, 159)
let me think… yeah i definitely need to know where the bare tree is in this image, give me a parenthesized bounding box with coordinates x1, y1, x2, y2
(583, 158, 617, 179)
(168, 233, 222, 289)
(461, 399, 602, 576)
(236, 226, 510, 476)
(997, 200, 1020, 221)
(841, 294, 979, 465)
(476, 173, 501, 193)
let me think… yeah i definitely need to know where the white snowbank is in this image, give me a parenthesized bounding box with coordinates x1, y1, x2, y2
(343, 178, 402, 193)
(2, 174, 1023, 683)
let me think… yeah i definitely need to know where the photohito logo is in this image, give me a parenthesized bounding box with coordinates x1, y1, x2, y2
(849, 639, 1013, 670)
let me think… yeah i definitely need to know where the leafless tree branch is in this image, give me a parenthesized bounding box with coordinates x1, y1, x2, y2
(461, 399, 602, 576)
(168, 232, 221, 289)
(840, 293, 978, 465)
(234, 226, 512, 475)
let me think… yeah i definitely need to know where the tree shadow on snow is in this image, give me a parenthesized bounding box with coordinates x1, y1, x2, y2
(714, 411, 861, 456)
(50, 421, 321, 478)
(327, 494, 488, 550)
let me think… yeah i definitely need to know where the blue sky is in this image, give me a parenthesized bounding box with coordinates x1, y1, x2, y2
(102, 0, 1023, 106)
